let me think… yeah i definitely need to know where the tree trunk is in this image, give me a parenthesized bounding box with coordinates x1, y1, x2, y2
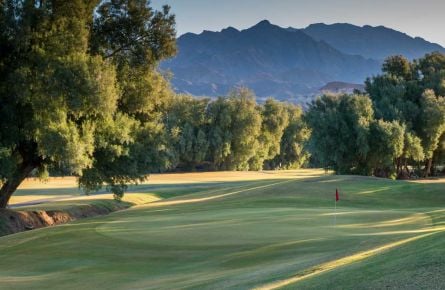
(404, 163, 411, 177)
(0, 163, 36, 208)
(404, 159, 410, 177)
(431, 160, 437, 176)
(395, 158, 402, 178)
(424, 158, 433, 178)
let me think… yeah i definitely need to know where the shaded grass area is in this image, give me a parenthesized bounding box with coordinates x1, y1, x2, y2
(0, 172, 444, 289)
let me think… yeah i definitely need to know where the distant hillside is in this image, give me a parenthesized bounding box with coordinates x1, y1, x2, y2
(161, 21, 445, 102)
(302, 23, 445, 60)
(162, 20, 380, 101)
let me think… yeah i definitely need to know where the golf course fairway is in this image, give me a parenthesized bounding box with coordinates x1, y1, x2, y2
(1, 170, 444, 289)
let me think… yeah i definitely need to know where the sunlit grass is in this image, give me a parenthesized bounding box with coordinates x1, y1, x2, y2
(0, 170, 444, 289)
(256, 232, 437, 290)
(10, 169, 326, 206)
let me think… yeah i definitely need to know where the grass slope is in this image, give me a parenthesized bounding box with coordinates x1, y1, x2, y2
(0, 170, 444, 289)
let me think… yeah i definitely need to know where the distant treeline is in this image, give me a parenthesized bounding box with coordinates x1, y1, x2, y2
(164, 89, 309, 172)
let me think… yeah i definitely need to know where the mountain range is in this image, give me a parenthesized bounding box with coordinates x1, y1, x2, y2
(302, 23, 445, 60)
(161, 21, 445, 102)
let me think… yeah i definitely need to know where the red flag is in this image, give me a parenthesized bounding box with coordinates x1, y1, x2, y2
(336, 188, 339, 202)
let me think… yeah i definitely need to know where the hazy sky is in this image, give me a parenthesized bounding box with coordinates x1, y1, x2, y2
(152, 0, 445, 46)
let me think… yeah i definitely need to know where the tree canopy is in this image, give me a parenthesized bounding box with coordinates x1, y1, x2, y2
(0, 0, 176, 207)
(308, 53, 445, 178)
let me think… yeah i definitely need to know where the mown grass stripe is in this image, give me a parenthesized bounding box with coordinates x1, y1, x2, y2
(254, 232, 438, 290)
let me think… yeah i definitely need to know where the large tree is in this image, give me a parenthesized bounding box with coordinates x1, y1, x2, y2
(249, 98, 289, 170)
(165, 95, 210, 170)
(366, 53, 445, 177)
(269, 104, 310, 169)
(0, 0, 176, 207)
(367, 120, 405, 178)
(207, 88, 262, 170)
(418, 90, 445, 176)
(306, 94, 373, 174)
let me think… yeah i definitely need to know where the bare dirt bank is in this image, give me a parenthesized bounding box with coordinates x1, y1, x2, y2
(0, 200, 132, 237)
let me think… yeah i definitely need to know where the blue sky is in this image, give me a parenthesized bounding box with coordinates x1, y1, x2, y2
(152, 0, 445, 46)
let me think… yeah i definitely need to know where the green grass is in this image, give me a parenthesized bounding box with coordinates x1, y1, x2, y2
(0, 171, 444, 289)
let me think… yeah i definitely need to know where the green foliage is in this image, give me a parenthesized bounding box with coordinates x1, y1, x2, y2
(78, 0, 177, 198)
(417, 52, 445, 96)
(164, 92, 309, 172)
(166, 95, 210, 170)
(367, 120, 405, 178)
(91, 0, 176, 69)
(250, 99, 289, 170)
(206, 97, 232, 169)
(403, 132, 425, 163)
(418, 90, 445, 159)
(365, 75, 419, 124)
(434, 134, 445, 167)
(382, 55, 413, 80)
(314, 52, 445, 179)
(0, 0, 176, 204)
(365, 52, 445, 177)
(208, 88, 262, 170)
(306, 94, 373, 174)
(271, 105, 310, 169)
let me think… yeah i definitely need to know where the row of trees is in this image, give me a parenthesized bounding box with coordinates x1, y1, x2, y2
(165, 89, 310, 172)
(307, 53, 445, 178)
